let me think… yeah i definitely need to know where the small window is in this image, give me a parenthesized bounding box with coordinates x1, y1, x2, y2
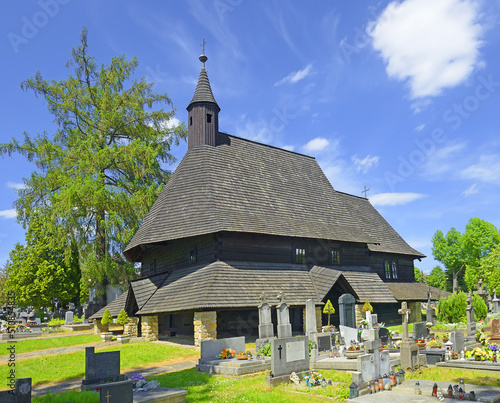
(330, 248, 340, 265)
(384, 261, 391, 279)
(206, 114, 212, 123)
(391, 260, 398, 279)
(189, 116, 193, 126)
(150, 259, 157, 274)
(189, 247, 197, 263)
(295, 248, 306, 264)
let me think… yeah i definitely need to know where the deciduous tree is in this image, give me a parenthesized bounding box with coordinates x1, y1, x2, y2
(426, 266, 447, 291)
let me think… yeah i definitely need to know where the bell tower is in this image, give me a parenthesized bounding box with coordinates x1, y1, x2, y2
(186, 50, 220, 148)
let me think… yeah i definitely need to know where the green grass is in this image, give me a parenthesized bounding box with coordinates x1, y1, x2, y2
(4, 334, 101, 354)
(406, 366, 500, 387)
(34, 390, 99, 403)
(387, 323, 414, 334)
(1, 342, 199, 384)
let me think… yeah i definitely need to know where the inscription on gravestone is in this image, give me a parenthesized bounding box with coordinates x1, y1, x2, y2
(286, 340, 305, 362)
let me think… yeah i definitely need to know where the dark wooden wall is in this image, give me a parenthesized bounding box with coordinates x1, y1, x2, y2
(369, 252, 415, 282)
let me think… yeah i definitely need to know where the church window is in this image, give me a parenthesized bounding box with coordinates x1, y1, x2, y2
(330, 248, 340, 265)
(295, 247, 306, 264)
(189, 247, 197, 263)
(206, 113, 212, 123)
(150, 259, 157, 274)
(384, 260, 391, 279)
(391, 260, 398, 279)
(190, 116, 192, 126)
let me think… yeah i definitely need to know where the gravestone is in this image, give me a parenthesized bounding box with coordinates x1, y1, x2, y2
(449, 331, 465, 353)
(492, 289, 500, 314)
(339, 325, 359, 346)
(365, 311, 374, 329)
(268, 336, 309, 384)
(99, 380, 133, 403)
(466, 292, 476, 338)
(398, 302, 420, 371)
(258, 293, 274, 339)
(489, 319, 500, 344)
(305, 299, 317, 337)
(338, 293, 356, 328)
(378, 327, 390, 345)
(200, 336, 245, 359)
(0, 378, 31, 403)
(371, 313, 378, 327)
(413, 322, 429, 340)
(81, 347, 126, 390)
(313, 332, 332, 352)
(426, 289, 436, 325)
(276, 292, 292, 338)
(65, 310, 74, 325)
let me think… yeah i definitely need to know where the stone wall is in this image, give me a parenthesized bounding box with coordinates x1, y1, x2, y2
(94, 319, 106, 334)
(142, 315, 159, 341)
(194, 311, 217, 348)
(408, 301, 422, 323)
(124, 317, 139, 337)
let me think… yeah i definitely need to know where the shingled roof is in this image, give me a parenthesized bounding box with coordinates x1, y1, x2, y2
(385, 282, 451, 301)
(124, 133, 422, 261)
(91, 262, 397, 318)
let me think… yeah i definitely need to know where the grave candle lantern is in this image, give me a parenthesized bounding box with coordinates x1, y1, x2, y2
(447, 384, 453, 398)
(397, 369, 405, 384)
(414, 381, 421, 395)
(432, 383, 438, 397)
(371, 380, 376, 393)
(349, 382, 359, 399)
(378, 376, 383, 390)
(460, 379, 465, 393)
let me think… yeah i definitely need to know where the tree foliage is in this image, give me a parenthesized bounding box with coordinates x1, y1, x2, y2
(0, 28, 186, 298)
(4, 215, 80, 309)
(432, 227, 465, 292)
(426, 266, 447, 291)
(478, 243, 500, 293)
(0, 264, 9, 305)
(436, 291, 487, 323)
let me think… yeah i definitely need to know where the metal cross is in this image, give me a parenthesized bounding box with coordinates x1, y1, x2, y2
(362, 185, 370, 198)
(105, 390, 111, 403)
(278, 345, 283, 359)
(201, 38, 207, 54)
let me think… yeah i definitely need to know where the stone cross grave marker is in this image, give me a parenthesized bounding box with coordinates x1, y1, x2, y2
(99, 380, 133, 403)
(0, 378, 31, 403)
(276, 292, 292, 339)
(65, 310, 74, 325)
(426, 289, 436, 325)
(270, 336, 309, 378)
(305, 299, 317, 337)
(365, 310, 373, 329)
(466, 292, 476, 337)
(492, 289, 500, 314)
(258, 292, 274, 339)
(398, 301, 420, 371)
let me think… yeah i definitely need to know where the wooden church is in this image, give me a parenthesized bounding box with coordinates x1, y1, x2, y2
(91, 53, 449, 344)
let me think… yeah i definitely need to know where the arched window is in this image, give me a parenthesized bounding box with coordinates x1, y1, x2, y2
(391, 260, 398, 279)
(384, 261, 391, 279)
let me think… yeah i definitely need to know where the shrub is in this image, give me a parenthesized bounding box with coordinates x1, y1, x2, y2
(116, 309, 129, 327)
(362, 300, 373, 313)
(437, 292, 488, 323)
(101, 309, 113, 330)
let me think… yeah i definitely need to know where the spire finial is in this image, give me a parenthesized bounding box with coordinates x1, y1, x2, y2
(199, 38, 208, 67)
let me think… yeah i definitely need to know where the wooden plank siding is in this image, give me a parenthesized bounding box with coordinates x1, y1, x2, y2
(369, 252, 416, 282)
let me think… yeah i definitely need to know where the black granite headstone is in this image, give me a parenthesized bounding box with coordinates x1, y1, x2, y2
(82, 347, 125, 386)
(0, 378, 32, 403)
(379, 327, 390, 344)
(99, 380, 133, 403)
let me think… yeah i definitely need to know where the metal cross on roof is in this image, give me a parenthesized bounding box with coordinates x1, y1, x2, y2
(362, 185, 370, 198)
(201, 38, 207, 54)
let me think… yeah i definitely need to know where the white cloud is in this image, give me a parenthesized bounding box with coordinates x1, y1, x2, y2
(421, 143, 466, 178)
(461, 154, 500, 183)
(352, 155, 380, 173)
(235, 120, 273, 144)
(303, 137, 329, 153)
(462, 183, 479, 196)
(415, 124, 425, 133)
(370, 192, 426, 206)
(275, 64, 313, 86)
(7, 182, 25, 190)
(370, 0, 484, 98)
(0, 209, 16, 219)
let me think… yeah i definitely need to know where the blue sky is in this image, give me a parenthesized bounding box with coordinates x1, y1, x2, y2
(1, 0, 500, 274)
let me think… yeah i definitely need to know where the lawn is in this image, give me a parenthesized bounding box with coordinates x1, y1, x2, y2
(32, 366, 500, 403)
(3, 334, 102, 354)
(1, 342, 199, 384)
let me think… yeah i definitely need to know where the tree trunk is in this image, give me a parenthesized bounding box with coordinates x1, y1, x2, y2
(95, 208, 107, 305)
(453, 270, 459, 293)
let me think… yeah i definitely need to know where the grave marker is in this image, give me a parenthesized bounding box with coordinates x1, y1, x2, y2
(449, 331, 465, 353)
(0, 378, 31, 403)
(269, 336, 309, 381)
(276, 292, 292, 338)
(338, 293, 356, 328)
(305, 299, 317, 337)
(466, 292, 476, 338)
(398, 301, 420, 371)
(65, 310, 74, 325)
(99, 380, 133, 403)
(492, 289, 500, 314)
(81, 347, 126, 389)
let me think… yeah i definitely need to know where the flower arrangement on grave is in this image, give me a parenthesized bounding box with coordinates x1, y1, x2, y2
(360, 319, 368, 328)
(131, 373, 147, 388)
(258, 343, 271, 357)
(362, 300, 373, 314)
(427, 339, 442, 348)
(347, 345, 361, 351)
(467, 347, 488, 361)
(303, 371, 323, 386)
(217, 348, 236, 359)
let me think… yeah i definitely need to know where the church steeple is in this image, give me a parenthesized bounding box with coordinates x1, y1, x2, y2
(187, 49, 220, 148)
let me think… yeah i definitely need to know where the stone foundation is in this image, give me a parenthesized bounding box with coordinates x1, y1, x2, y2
(124, 316, 139, 337)
(142, 315, 159, 341)
(94, 319, 107, 334)
(194, 311, 217, 348)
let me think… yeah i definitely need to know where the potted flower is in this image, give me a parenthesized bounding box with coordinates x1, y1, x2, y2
(116, 309, 130, 344)
(100, 309, 113, 342)
(345, 345, 363, 359)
